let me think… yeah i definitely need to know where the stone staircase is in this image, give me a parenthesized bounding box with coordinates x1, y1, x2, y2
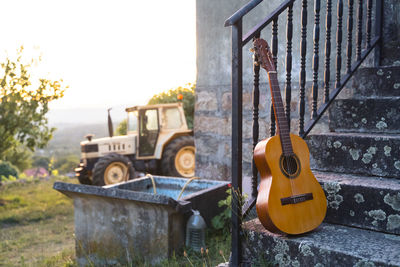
(242, 66, 400, 266)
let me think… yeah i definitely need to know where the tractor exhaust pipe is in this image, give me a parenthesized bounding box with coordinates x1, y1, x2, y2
(107, 108, 113, 137)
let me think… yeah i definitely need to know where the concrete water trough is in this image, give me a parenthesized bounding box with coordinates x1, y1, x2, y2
(54, 176, 229, 265)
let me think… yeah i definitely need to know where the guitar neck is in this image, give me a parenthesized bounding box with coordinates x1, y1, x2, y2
(267, 71, 293, 155)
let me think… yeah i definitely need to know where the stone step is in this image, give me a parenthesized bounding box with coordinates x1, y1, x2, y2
(328, 98, 400, 134)
(243, 220, 400, 267)
(339, 66, 400, 99)
(307, 133, 400, 178)
(317, 171, 400, 235)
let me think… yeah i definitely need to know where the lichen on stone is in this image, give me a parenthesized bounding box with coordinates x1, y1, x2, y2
(384, 146, 391, 157)
(362, 153, 373, 164)
(376, 69, 384, 76)
(333, 141, 342, 149)
(324, 182, 343, 210)
(361, 118, 367, 124)
(367, 147, 377, 155)
(323, 182, 341, 194)
(387, 214, 400, 230)
(394, 161, 400, 171)
(383, 193, 400, 211)
(272, 237, 292, 267)
(394, 83, 400, 89)
(327, 194, 343, 210)
(349, 148, 361, 160)
(327, 140, 332, 148)
(299, 242, 314, 257)
(353, 260, 376, 267)
(368, 209, 387, 227)
(354, 193, 365, 203)
(350, 210, 355, 216)
(376, 120, 387, 130)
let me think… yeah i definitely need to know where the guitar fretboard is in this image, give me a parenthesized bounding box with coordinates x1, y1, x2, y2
(267, 72, 294, 156)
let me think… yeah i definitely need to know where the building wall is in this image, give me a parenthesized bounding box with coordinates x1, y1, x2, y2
(195, 0, 400, 180)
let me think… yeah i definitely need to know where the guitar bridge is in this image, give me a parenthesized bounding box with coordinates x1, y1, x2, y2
(281, 193, 313, 206)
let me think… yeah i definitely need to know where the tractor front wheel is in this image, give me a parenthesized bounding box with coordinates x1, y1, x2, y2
(75, 163, 92, 185)
(161, 136, 195, 178)
(92, 154, 135, 186)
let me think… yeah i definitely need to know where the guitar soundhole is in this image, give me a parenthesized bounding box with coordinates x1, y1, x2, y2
(279, 154, 301, 179)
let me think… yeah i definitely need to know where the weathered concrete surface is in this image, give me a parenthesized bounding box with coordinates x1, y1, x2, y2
(339, 67, 400, 99)
(54, 177, 229, 265)
(243, 219, 400, 267)
(307, 133, 400, 178)
(73, 195, 180, 266)
(317, 171, 400, 235)
(328, 98, 400, 134)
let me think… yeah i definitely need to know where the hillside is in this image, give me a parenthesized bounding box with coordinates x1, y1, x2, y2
(37, 122, 115, 157)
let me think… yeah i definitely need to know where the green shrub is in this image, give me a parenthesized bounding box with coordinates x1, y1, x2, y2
(0, 161, 19, 181)
(148, 83, 195, 129)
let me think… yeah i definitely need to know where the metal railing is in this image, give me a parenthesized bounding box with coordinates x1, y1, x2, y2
(224, 0, 383, 265)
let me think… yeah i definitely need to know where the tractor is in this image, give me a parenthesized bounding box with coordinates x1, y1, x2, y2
(75, 102, 195, 186)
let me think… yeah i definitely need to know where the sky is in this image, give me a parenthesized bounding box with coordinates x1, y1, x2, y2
(0, 0, 196, 123)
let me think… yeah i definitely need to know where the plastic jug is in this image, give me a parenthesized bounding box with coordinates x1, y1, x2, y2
(185, 210, 206, 251)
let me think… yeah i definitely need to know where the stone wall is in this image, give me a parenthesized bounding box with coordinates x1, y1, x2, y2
(195, 0, 400, 180)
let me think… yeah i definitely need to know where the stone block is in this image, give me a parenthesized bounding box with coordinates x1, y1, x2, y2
(307, 133, 400, 178)
(194, 115, 231, 136)
(195, 91, 218, 111)
(243, 220, 400, 267)
(317, 171, 400, 235)
(195, 159, 230, 181)
(339, 66, 400, 98)
(221, 92, 252, 111)
(328, 98, 400, 134)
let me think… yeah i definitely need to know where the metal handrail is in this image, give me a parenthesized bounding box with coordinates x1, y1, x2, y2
(242, 0, 295, 45)
(224, 0, 263, 27)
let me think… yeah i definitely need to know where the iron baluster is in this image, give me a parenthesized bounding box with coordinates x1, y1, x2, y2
(346, 0, 354, 74)
(311, 0, 321, 119)
(336, 0, 344, 88)
(366, 0, 373, 48)
(270, 18, 278, 136)
(251, 34, 260, 200)
(230, 19, 243, 267)
(285, 4, 293, 131)
(356, 0, 363, 61)
(299, 0, 307, 136)
(324, 0, 332, 103)
(374, 0, 383, 66)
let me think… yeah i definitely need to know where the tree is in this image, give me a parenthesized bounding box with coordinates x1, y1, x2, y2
(0, 47, 65, 159)
(148, 83, 195, 129)
(0, 160, 18, 180)
(4, 145, 33, 172)
(115, 119, 127, 136)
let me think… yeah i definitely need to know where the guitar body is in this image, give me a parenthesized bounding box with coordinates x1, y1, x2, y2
(254, 133, 327, 235)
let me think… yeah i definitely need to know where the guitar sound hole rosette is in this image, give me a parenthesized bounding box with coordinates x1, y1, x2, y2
(279, 154, 301, 179)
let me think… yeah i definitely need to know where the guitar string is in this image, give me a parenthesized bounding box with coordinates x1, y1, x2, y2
(269, 72, 296, 196)
(257, 41, 297, 197)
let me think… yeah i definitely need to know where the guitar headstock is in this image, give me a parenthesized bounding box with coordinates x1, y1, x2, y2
(252, 38, 276, 72)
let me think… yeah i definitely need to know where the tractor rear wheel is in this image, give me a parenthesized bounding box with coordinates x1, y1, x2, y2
(161, 136, 195, 177)
(92, 154, 135, 186)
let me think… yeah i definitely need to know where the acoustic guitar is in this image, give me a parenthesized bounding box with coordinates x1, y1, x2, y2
(252, 38, 327, 235)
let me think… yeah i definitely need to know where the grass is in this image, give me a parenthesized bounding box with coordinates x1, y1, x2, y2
(0, 176, 76, 266)
(0, 177, 232, 266)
